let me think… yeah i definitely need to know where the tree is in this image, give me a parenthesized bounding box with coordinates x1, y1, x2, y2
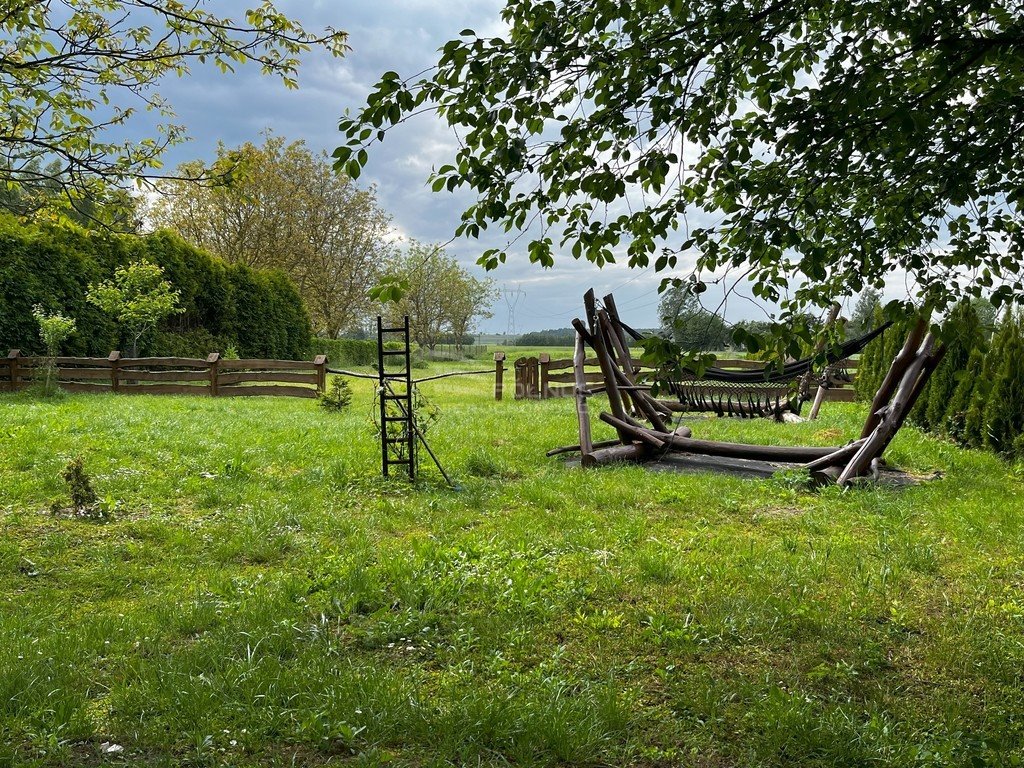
(87, 260, 184, 357)
(383, 243, 495, 350)
(32, 305, 77, 395)
(658, 283, 729, 351)
(446, 275, 497, 351)
(847, 289, 883, 341)
(150, 135, 392, 338)
(337, 2, 1023, 358)
(1, 2, 346, 206)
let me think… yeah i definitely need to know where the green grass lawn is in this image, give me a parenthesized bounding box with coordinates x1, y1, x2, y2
(2, 367, 1024, 767)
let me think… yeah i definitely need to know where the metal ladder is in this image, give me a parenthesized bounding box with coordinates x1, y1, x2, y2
(377, 316, 415, 479)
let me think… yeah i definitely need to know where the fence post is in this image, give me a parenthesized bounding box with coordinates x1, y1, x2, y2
(539, 353, 550, 399)
(313, 354, 327, 394)
(514, 357, 526, 399)
(494, 351, 505, 400)
(206, 352, 221, 396)
(108, 351, 121, 393)
(5, 350, 20, 392)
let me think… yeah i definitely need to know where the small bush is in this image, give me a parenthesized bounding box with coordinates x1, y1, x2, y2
(52, 456, 111, 521)
(319, 377, 353, 412)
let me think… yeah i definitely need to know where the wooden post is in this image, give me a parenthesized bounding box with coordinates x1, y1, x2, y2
(860, 317, 927, 439)
(808, 303, 841, 420)
(5, 350, 20, 392)
(539, 353, 550, 399)
(207, 352, 221, 397)
(839, 333, 937, 485)
(514, 357, 525, 399)
(494, 351, 505, 400)
(313, 354, 328, 394)
(573, 332, 595, 464)
(109, 351, 121, 393)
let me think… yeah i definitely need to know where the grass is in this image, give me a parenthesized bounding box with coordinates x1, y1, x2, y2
(2, 364, 1024, 767)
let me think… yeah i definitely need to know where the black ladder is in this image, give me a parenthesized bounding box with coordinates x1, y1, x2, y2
(377, 316, 415, 479)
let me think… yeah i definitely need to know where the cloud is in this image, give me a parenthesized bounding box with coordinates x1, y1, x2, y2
(129, 1, 886, 334)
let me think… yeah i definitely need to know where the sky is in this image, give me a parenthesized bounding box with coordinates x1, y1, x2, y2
(143, 1, 870, 334)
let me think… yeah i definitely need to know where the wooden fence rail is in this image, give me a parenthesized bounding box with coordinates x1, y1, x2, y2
(1, 350, 328, 399)
(505, 353, 859, 402)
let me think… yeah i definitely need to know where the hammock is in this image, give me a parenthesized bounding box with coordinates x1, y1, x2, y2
(664, 323, 891, 418)
(672, 322, 891, 384)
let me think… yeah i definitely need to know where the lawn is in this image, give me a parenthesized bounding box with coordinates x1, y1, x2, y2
(2, 367, 1023, 767)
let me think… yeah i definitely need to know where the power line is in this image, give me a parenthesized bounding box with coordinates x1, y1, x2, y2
(502, 284, 526, 335)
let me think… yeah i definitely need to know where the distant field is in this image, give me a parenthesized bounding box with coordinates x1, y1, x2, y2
(2, 363, 1023, 766)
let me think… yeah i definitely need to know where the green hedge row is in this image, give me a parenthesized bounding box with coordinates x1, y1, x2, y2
(0, 216, 312, 359)
(856, 304, 1024, 459)
(310, 338, 377, 367)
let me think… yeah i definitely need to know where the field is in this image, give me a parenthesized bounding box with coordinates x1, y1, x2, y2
(2, 363, 1024, 767)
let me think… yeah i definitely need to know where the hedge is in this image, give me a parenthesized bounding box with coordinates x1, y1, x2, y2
(855, 303, 1024, 460)
(0, 216, 312, 359)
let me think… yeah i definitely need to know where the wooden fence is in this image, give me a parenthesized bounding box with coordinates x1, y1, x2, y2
(506, 353, 859, 402)
(2, 350, 328, 398)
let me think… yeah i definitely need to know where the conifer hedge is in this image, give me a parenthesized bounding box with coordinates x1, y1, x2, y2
(855, 303, 1024, 460)
(0, 216, 312, 359)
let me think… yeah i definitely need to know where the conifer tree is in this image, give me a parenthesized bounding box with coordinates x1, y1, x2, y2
(983, 312, 1024, 456)
(945, 346, 985, 444)
(964, 311, 1016, 448)
(914, 303, 984, 431)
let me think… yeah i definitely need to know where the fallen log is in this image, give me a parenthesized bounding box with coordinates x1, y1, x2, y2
(546, 438, 623, 457)
(583, 443, 651, 466)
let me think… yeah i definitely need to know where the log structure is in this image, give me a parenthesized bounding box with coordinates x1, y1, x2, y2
(548, 291, 943, 485)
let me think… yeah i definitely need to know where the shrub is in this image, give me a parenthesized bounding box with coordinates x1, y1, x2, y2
(311, 338, 376, 366)
(52, 456, 111, 521)
(32, 304, 76, 395)
(0, 216, 312, 359)
(318, 377, 353, 412)
(982, 312, 1024, 457)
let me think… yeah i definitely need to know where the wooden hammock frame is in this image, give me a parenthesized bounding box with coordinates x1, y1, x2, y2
(549, 290, 945, 486)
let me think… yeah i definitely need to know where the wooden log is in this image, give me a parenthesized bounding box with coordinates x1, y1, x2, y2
(546, 438, 622, 457)
(808, 385, 828, 420)
(603, 294, 636, 378)
(314, 354, 327, 393)
(808, 304, 841, 420)
(54, 367, 111, 381)
(600, 412, 667, 449)
(599, 311, 671, 432)
(573, 331, 594, 459)
(583, 443, 651, 466)
(583, 288, 599, 336)
(217, 371, 319, 386)
(51, 355, 114, 367)
(118, 356, 211, 368)
(648, 429, 845, 462)
(802, 438, 868, 472)
(860, 317, 927, 439)
(109, 351, 121, 393)
(539, 353, 551, 399)
(216, 358, 318, 371)
(6, 350, 21, 392)
(95, 369, 213, 383)
(840, 333, 937, 484)
(207, 352, 220, 397)
(494, 351, 505, 400)
(573, 317, 631, 443)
